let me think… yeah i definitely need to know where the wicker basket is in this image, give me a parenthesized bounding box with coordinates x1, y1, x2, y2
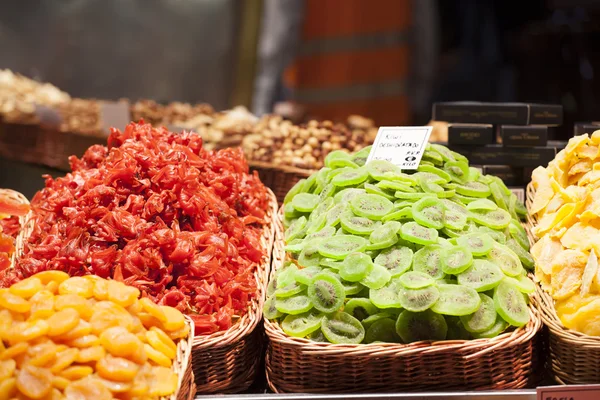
(526, 182, 600, 384)
(0, 121, 105, 171)
(249, 162, 313, 204)
(190, 189, 278, 394)
(264, 211, 543, 394)
(0, 188, 30, 266)
(168, 315, 196, 400)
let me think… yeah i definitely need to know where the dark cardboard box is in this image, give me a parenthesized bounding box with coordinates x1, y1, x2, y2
(432, 102, 563, 126)
(500, 125, 548, 147)
(483, 165, 525, 186)
(448, 144, 556, 168)
(448, 124, 494, 146)
(547, 140, 567, 151)
(574, 122, 600, 136)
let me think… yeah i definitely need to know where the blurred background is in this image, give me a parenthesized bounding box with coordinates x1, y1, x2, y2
(1, 0, 600, 194)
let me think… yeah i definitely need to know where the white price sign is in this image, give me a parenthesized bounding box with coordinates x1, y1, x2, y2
(367, 126, 433, 169)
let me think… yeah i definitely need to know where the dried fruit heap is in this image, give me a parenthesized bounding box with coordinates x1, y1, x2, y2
(0, 193, 30, 271)
(7, 122, 270, 334)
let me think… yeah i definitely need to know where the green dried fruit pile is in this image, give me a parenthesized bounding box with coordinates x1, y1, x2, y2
(265, 144, 534, 344)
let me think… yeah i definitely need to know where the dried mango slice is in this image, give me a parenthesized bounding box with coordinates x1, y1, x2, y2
(550, 249, 587, 300)
(561, 222, 600, 251)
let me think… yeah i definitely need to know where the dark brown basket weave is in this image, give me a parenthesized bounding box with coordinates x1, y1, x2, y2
(249, 162, 313, 204)
(191, 189, 278, 394)
(265, 212, 543, 394)
(526, 182, 600, 384)
(0, 121, 105, 171)
(0, 189, 30, 266)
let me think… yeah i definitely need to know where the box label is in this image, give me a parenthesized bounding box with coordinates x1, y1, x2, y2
(537, 385, 600, 400)
(509, 188, 525, 203)
(367, 126, 432, 169)
(100, 101, 131, 134)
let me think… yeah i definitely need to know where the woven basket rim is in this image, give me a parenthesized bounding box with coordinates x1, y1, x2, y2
(167, 314, 195, 400)
(191, 188, 278, 349)
(0, 188, 29, 267)
(265, 207, 543, 359)
(526, 181, 600, 346)
(249, 161, 315, 177)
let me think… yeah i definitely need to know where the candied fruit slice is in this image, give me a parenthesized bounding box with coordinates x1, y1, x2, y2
(47, 309, 80, 337)
(0, 342, 28, 360)
(0, 290, 31, 313)
(64, 377, 112, 400)
(160, 306, 185, 331)
(107, 281, 139, 308)
(99, 326, 142, 358)
(27, 342, 58, 367)
(0, 359, 16, 380)
(90, 302, 133, 333)
(33, 271, 69, 285)
(95, 377, 132, 393)
(76, 346, 105, 363)
(150, 327, 177, 354)
(57, 320, 92, 342)
(45, 281, 59, 294)
(50, 348, 79, 374)
(146, 330, 176, 359)
(139, 298, 166, 322)
(54, 294, 93, 320)
(91, 278, 108, 301)
(66, 334, 99, 348)
(52, 375, 70, 390)
(29, 291, 55, 319)
(149, 366, 178, 397)
(59, 277, 94, 298)
(167, 323, 190, 340)
(9, 277, 43, 299)
(0, 377, 16, 399)
(11, 319, 49, 344)
(96, 355, 139, 382)
(144, 343, 171, 367)
(16, 365, 53, 399)
(59, 365, 93, 381)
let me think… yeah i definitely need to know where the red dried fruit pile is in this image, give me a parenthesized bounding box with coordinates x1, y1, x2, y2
(0, 197, 29, 271)
(4, 122, 270, 334)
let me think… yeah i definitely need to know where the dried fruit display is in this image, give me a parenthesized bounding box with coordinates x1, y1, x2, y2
(0, 271, 189, 399)
(530, 131, 600, 336)
(242, 115, 377, 170)
(0, 192, 29, 272)
(5, 122, 270, 334)
(266, 144, 533, 344)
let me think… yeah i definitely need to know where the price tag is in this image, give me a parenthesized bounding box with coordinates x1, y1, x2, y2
(509, 187, 525, 203)
(537, 384, 600, 400)
(367, 126, 433, 169)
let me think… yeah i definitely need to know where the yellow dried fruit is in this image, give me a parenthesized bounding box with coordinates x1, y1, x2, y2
(0, 377, 16, 399)
(9, 277, 43, 299)
(64, 377, 112, 400)
(58, 277, 94, 298)
(59, 365, 93, 381)
(76, 346, 105, 363)
(0, 290, 31, 313)
(47, 309, 80, 337)
(16, 365, 53, 399)
(34, 271, 69, 285)
(96, 355, 139, 382)
(99, 326, 143, 358)
(29, 291, 55, 320)
(160, 306, 185, 331)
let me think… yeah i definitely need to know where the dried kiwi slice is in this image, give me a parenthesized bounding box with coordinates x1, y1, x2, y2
(478, 226, 506, 244)
(444, 160, 469, 184)
(340, 212, 379, 235)
(509, 221, 530, 251)
(294, 266, 323, 286)
(339, 253, 374, 282)
(284, 179, 307, 205)
(334, 188, 366, 204)
(395, 191, 434, 200)
(308, 272, 345, 313)
(443, 210, 468, 231)
(332, 167, 369, 187)
(398, 271, 434, 289)
(398, 285, 440, 312)
(275, 294, 314, 315)
(382, 207, 414, 223)
(350, 193, 394, 220)
(285, 216, 307, 242)
(318, 235, 369, 259)
(377, 180, 416, 192)
(504, 275, 535, 294)
(395, 309, 448, 343)
(374, 246, 413, 277)
(292, 193, 320, 213)
(467, 199, 498, 211)
(460, 293, 497, 333)
(471, 316, 508, 339)
(284, 202, 301, 219)
(456, 233, 493, 256)
(361, 312, 395, 330)
(275, 282, 306, 298)
(400, 222, 438, 245)
(325, 203, 346, 227)
(277, 264, 299, 288)
(298, 240, 322, 268)
(456, 181, 492, 198)
(457, 260, 504, 292)
(367, 160, 404, 181)
(413, 244, 445, 279)
(431, 284, 481, 316)
(369, 281, 402, 309)
(487, 243, 524, 277)
(321, 311, 365, 344)
(506, 239, 534, 270)
(364, 318, 402, 343)
(325, 150, 358, 169)
(470, 208, 511, 229)
(490, 180, 508, 211)
(442, 245, 473, 275)
(344, 298, 378, 321)
(412, 197, 445, 229)
(306, 226, 336, 241)
(361, 263, 392, 290)
(364, 183, 396, 201)
(342, 280, 364, 295)
(494, 280, 530, 327)
(352, 146, 372, 166)
(368, 221, 401, 250)
(263, 295, 283, 319)
(417, 165, 452, 182)
(282, 310, 324, 337)
(318, 183, 337, 202)
(431, 144, 457, 162)
(320, 258, 343, 270)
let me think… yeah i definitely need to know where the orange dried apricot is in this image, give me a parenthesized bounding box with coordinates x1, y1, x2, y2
(0, 342, 28, 360)
(56, 320, 92, 342)
(150, 327, 177, 354)
(146, 330, 176, 359)
(0, 377, 16, 399)
(0, 290, 30, 313)
(96, 355, 139, 382)
(51, 376, 70, 391)
(34, 271, 69, 285)
(167, 323, 190, 340)
(29, 291, 55, 319)
(27, 342, 58, 367)
(45, 281, 59, 294)
(149, 366, 178, 397)
(99, 326, 143, 358)
(9, 277, 43, 299)
(47, 309, 80, 337)
(0, 359, 16, 380)
(139, 298, 166, 322)
(107, 280, 139, 308)
(95, 377, 132, 393)
(76, 346, 105, 363)
(64, 377, 112, 400)
(160, 306, 185, 331)
(50, 348, 79, 374)
(11, 320, 50, 344)
(66, 334, 99, 348)
(59, 365, 93, 381)
(143, 343, 171, 368)
(58, 277, 93, 298)
(54, 294, 93, 320)
(16, 365, 53, 399)
(91, 279, 108, 301)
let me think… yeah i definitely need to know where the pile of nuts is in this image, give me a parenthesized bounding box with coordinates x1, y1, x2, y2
(242, 115, 378, 170)
(0, 69, 70, 124)
(130, 100, 214, 127)
(57, 98, 102, 137)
